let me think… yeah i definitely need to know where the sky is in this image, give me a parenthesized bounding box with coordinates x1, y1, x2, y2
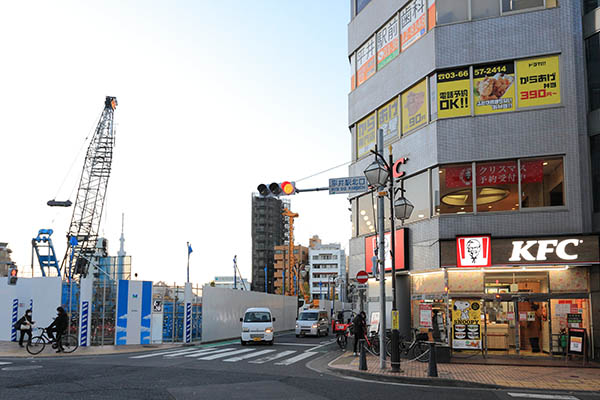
(0, 1, 352, 286)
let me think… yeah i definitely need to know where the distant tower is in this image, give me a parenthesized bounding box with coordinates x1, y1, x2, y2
(117, 213, 126, 279)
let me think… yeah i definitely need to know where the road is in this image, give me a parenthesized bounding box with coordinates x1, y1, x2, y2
(0, 332, 598, 399)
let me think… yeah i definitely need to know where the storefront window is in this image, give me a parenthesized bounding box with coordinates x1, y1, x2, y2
(403, 171, 430, 223)
(475, 160, 519, 213)
(520, 157, 564, 208)
(501, 0, 544, 13)
(586, 33, 600, 111)
(436, 0, 469, 25)
(356, 191, 390, 236)
(471, 0, 501, 20)
(437, 163, 474, 214)
(484, 271, 549, 293)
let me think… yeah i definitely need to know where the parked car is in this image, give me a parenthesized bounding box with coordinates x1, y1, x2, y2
(295, 310, 329, 337)
(240, 307, 275, 345)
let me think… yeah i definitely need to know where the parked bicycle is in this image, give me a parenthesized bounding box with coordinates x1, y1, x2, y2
(26, 327, 78, 355)
(385, 328, 429, 362)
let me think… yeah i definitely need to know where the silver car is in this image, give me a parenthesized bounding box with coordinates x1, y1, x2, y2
(295, 310, 329, 337)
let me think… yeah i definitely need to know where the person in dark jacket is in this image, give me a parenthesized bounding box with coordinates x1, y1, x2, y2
(352, 311, 367, 356)
(15, 309, 35, 347)
(47, 306, 69, 353)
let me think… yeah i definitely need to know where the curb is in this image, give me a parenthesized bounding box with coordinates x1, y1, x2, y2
(0, 344, 184, 359)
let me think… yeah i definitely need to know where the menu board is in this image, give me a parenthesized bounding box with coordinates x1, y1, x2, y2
(516, 55, 561, 108)
(451, 299, 482, 349)
(377, 15, 399, 70)
(400, 0, 427, 51)
(437, 67, 471, 119)
(401, 79, 428, 133)
(474, 61, 515, 115)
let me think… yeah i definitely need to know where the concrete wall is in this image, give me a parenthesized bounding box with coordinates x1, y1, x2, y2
(201, 286, 296, 343)
(0, 277, 62, 341)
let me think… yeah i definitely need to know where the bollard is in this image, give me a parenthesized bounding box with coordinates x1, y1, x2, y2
(391, 329, 400, 372)
(359, 339, 368, 371)
(427, 342, 438, 377)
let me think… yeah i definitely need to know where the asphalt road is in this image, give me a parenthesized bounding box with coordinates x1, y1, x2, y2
(1, 332, 598, 400)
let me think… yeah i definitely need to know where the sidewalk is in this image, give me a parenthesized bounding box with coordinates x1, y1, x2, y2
(0, 340, 182, 358)
(328, 352, 600, 392)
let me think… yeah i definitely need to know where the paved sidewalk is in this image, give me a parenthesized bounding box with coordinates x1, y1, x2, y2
(329, 352, 600, 392)
(0, 340, 182, 358)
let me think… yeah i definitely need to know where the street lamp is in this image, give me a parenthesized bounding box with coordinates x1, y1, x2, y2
(364, 158, 389, 188)
(394, 193, 414, 221)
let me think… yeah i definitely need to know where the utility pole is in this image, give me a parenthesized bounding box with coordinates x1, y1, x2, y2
(376, 128, 387, 369)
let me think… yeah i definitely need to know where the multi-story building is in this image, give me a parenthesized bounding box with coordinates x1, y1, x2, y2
(274, 244, 309, 295)
(251, 194, 288, 293)
(309, 241, 347, 302)
(347, 0, 600, 361)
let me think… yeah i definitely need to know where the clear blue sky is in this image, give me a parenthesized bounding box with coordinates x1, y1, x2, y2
(0, 1, 352, 285)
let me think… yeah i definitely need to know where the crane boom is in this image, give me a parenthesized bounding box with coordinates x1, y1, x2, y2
(62, 96, 117, 278)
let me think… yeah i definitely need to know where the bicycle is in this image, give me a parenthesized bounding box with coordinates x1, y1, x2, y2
(26, 327, 78, 355)
(385, 328, 429, 362)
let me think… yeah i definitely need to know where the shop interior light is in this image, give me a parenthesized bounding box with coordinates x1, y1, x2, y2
(408, 270, 445, 276)
(447, 265, 570, 273)
(441, 187, 509, 206)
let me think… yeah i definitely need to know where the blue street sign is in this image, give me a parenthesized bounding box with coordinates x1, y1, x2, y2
(328, 176, 369, 195)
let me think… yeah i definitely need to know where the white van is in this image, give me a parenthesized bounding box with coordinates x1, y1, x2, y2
(295, 310, 329, 337)
(240, 307, 275, 345)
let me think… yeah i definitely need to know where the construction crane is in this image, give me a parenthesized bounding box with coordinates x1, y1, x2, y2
(60, 96, 118, 279)
(31, 229, 61, 277)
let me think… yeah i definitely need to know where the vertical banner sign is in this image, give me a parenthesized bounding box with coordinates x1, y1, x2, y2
(356, 36, 376, 87)
(452, 299, 482, 349)
(437, 68, 471, 118)
(350, 53, 356, 91)
(516, 55, 561, 107)
(428, 0, 436, 31)
(376, 15, 399, 70)
(474, 62, 515, 114)
(356, 111, 376, 158)
(11, 298, 18, 342)
(401, 0, 426, 51)
(378, 97, 399, 143)
(80, 301, 89, 347)
(184, 282, 192, 344)
(402, 79, 428, 133)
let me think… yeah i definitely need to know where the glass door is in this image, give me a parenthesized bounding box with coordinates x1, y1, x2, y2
(516, 300, 550, 356)
(484, 300, 517, 355)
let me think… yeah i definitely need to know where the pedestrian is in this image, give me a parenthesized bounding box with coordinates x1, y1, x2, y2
(15, 309, 35, 347)
(352, 311, 366, 356)
(47, 306, 69, 353)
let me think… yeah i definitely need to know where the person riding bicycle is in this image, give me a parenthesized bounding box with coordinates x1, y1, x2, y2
(352, 311, 366, 356)
(46, 306, 69, 353)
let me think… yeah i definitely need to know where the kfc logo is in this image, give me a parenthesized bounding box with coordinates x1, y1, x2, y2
(509, 239, 582, 262)
(457, 236, 491, 267)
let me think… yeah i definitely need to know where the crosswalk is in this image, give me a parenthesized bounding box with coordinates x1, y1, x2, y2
(129, 346, 317, 366)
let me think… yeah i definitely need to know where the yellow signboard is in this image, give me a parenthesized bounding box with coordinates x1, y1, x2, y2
(401, 79, 428, 134)
(474, 62, 515, 115)
(378, 97, 399, 143)
(391, 310, 399, 330)
(437, 67, 471, 119)
(516, 55, 560, 108)
(451, 299, 481, 350)
(356, 111, 376, 159)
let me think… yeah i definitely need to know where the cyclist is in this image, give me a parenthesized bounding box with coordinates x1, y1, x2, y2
(47, 306, 68, 353)
(352, 311, 366, 356)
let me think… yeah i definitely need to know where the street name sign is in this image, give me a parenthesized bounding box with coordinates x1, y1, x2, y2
(329, 176, 368, 195)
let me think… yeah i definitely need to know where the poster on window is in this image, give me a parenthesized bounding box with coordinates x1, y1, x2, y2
(428, 0, 436, 30)
(437, 67, 471, 119)
(402, 79, 428, 133)
(516, 55, 561, 108)
(356, 36, 376, 87)
(419, 304, 432, 328)
(474, 62, 515, 115)
(451, 299, 482, 349)
(444, 160, 543, 188)
(364, 229, 406, 274)
(350, 53, 356, 91)
(378, 97, 399, 143)
(377, 15, 399, 70)
(401, 0, 426, 51)
(356, 112, 376, 159)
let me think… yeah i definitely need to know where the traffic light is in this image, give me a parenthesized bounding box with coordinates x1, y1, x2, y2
(257, 181, 296, 197)
(8, 264, 18, 285)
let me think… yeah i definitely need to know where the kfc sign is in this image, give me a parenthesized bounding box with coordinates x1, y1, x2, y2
(456, 236, 491, 267)
(509, 239, 583, 262)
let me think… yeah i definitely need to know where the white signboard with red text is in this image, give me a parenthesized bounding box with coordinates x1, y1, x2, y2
(364, 229, 406, 274)
(456, 236, 491, 268)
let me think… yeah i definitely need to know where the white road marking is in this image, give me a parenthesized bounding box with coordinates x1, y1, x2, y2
(0, 362, 13, 365)
(197, 348, 255, 360)
(307, 339, 336, 352)
(184, 348, 234, 358)
(223, 349, 276, 362)
(508, 393, 579, 400)
(249, 350, 296, 364)
(275, 343, 315, 347)
(129, 348, 198, 359)
(163, 349, 209, 358)
(274, 351, 316, 366)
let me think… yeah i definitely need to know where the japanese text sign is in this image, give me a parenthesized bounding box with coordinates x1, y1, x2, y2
(356, 36, 376, 87)
(437, 67, 471, 119)
(474, 62, 515, 115)
(377, 15, 399, 70)
(356, 111, 376, 159)
(401, 0, 426, 51)
(378, 97, 399, 143)
(402, 79, 428, 134)
(516, 55, 561, 108)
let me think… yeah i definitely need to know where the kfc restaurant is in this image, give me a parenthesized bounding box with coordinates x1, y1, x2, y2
(409, 234, 599, 360)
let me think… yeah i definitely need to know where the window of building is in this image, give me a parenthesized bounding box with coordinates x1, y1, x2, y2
(591, 136, 600, 212)
(586, 33, 600, 111)
(436, 0, 469, 25)
(403, 171, 430, 222)
(520, 157, 564, 208)
(475, 160, 519, 213)
(501, 0, 544, 13)
(357, 191, 391, 236)
(585, 0, 600, 13)
(437, 163, 474, 214)
(355, 0, 372, 15)
(471, 0, 501, 20)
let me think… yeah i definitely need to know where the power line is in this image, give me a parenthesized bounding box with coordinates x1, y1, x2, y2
(294, 160, 351, 183)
